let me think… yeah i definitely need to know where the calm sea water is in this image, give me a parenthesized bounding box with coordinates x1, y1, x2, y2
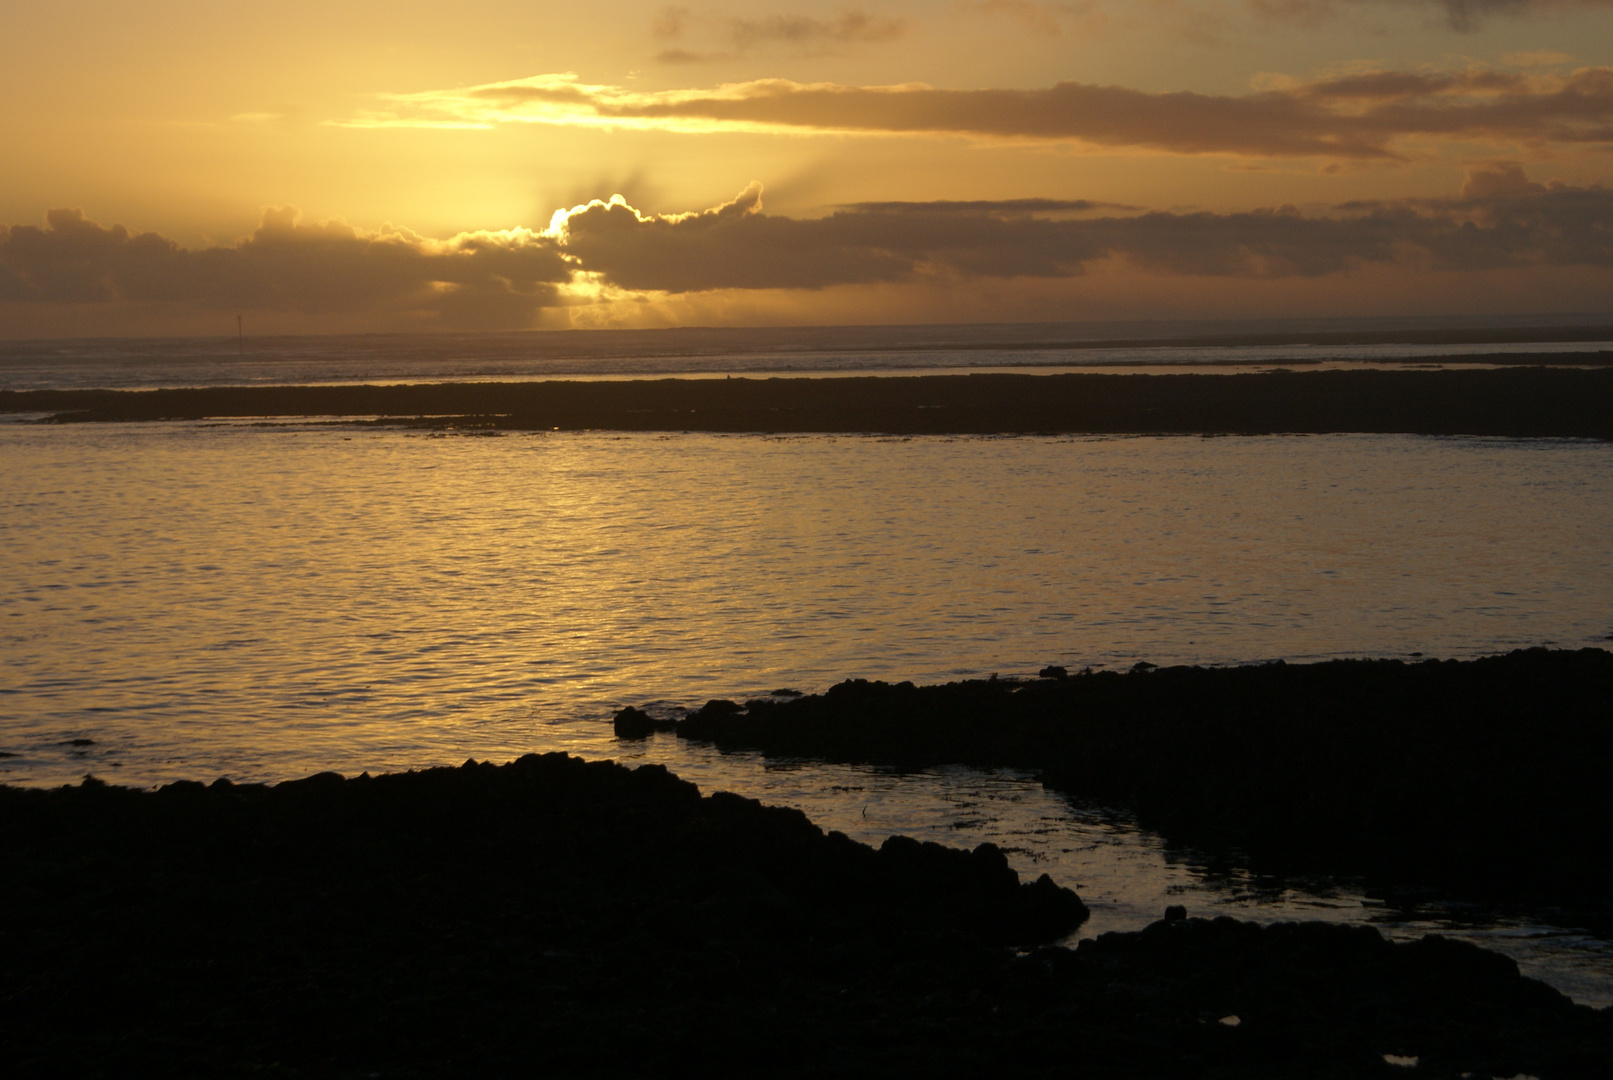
(3, 418, 1611, 1002)
(2, 324, 1609, 390)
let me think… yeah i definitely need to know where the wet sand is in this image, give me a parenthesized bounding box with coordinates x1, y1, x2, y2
(4, 753, 1608, 1077)
(6, 365, 1613, 438)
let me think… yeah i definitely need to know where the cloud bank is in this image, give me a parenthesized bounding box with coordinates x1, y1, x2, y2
(548, 168, 1613, 291)
(4, 166, 1610, 332)
(974, 0, 1613, 36)
(341, 65, 1613, 161)
(0, 208, 570, 329)
(1254, 0, 1613, 32)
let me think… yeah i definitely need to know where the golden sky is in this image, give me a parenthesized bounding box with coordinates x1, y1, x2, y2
(5, 0, 1613, 334)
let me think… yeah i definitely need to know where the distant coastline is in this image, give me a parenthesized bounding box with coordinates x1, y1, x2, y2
(9, 312, 1613, 350)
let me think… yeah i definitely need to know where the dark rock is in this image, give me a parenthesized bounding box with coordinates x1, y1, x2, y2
(677, 698, 750, 741)
(1, 755, 1603, 1079)
(672, 648, 1613, 906)
(11, 367, 1613, 440)
(1165, 905, 1187, 923)
(613, 706, 679, 738)
(281, 770, 344, 789)
(1039, 665, 1068, 679)
(871, 836, 1088, 944)
(613, 705, 658, 739)
(1021, 872, 1090, 940)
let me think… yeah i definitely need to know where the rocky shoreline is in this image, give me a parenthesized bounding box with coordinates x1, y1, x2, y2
(658, 648, 1613, 911)
(5, 366, 1613, 438)
(4, 750, 1610, 1076)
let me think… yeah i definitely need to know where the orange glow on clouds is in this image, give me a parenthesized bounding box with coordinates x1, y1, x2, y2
(335, 66, 1613, 162)
(4, 0, 1613, 332)
(7, 165, 1613, 336)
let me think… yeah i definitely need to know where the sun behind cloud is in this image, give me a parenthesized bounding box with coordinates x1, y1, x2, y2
(8, 165, 1613, 334)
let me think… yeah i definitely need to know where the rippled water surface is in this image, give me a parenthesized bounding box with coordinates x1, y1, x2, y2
(3, 424, 1611, 1002)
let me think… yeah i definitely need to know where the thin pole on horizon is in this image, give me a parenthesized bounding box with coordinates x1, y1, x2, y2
(237, 314, 243, 354)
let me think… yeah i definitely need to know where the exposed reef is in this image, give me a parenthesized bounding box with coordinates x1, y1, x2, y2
(674, 648, 1613, 907)
(6, 366, 1613, 438)
(3, 753, 1608, 1077)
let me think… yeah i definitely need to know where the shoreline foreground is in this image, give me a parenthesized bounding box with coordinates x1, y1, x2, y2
(668, 648, 1613, 913)
(4, 752, 1609, 1076)
(6, 366, 1613, 438)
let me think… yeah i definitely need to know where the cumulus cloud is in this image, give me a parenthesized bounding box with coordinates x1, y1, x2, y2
(0, 208, 571, 328)
(651, 6, 906, 63)
(340, 65, 1613, 161)
(548, 171, 1613, 292)
(548, 183, 914, 289)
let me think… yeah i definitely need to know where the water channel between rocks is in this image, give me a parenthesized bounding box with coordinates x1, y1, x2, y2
(541, 720, 1613, 1010)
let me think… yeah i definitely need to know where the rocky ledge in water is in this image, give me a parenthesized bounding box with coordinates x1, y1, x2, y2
(4, 753, 1608, 1077)
(6, 367, 1613, 439)
(670, 648, 1613, 911)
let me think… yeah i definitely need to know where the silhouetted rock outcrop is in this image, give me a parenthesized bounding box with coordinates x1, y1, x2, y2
(1048, 915, 1608, 1078)
(613, 705, 676, 738)
(2, 755, 1605, 1077)
(675, 648, 1613, 906)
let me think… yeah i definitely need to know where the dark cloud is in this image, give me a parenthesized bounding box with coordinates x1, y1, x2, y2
(1386, 0, 1612, 32)
(7, 171, 1610, 331)
(968, 0, 1612, 37)
(0, 208, 571, 328)
(1251, 0, 1613, 32)
(595, 79, 1396, 157)
(725, 11, 907, 48)
(1458, 159, 1548, 198)
(414, 65, 1613, 160)
(841, 198, 1136, 213)
(650, 6, 906, 63)
(554, 184, 919, 290)
(606, 68, 1613, 157)
(555, 172, 1613, 292)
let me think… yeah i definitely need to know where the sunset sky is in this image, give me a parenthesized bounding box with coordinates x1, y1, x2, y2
(5, 0, 1613, 334)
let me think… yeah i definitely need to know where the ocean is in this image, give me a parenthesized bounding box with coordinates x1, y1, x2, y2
(3, 325, 1612, 1003)
(3, 318, 1612, 391)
